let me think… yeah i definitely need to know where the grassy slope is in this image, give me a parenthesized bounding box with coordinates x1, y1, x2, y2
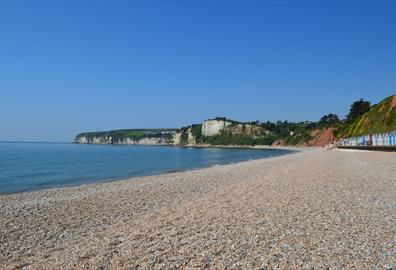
(336, 94, 396, 138)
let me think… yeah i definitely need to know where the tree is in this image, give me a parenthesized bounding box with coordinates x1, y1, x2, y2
(346, 99, 371, 122)
(319, 113, 341, 126)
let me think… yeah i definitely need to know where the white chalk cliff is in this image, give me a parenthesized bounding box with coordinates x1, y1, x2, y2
(74, 136, 170, 145)
(201, 119, 232, 137)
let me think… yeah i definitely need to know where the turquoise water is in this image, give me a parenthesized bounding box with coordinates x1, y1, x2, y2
(0, 142, 293, 194)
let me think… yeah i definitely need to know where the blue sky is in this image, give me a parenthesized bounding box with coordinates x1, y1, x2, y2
(1, 1, 395, 142)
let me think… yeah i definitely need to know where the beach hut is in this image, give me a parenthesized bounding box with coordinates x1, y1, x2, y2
(373, 134, 379, 146)
(386, 133, 391, 146)
(367, 134, 372, 146)
(359, 136, 365, 146)
(391, 132, 396, 146)
(381, 134, 385, 146)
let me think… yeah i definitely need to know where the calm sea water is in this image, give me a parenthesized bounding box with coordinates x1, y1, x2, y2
(0, 142, 293, 194)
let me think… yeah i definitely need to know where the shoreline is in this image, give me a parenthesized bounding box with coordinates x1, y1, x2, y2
(0, 145, 302, 197)
(178, 144, 308, 151)
(73, 141, 309, 151)
(1, 149, 394, 268)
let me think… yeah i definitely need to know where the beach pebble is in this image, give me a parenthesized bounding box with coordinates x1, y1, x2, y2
(1, 149, 395, 269)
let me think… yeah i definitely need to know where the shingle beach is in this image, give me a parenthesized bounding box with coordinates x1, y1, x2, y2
(1, 149, 395, 269)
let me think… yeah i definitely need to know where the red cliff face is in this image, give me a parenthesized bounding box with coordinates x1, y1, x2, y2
(271, 128, 336, 147)
(296, 128, 336, 147)
(390, 93, 396, 110)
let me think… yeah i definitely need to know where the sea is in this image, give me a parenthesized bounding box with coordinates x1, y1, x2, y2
(0, 142, 294, 194)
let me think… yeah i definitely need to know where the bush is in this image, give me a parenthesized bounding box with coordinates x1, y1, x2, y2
(346, 99, 371, 122)
(180, 130, 189, 145)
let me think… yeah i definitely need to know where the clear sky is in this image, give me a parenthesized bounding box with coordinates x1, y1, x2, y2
(1, 1, 395, 142)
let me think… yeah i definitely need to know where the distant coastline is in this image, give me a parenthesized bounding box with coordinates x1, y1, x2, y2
(74, 117, 336, 148)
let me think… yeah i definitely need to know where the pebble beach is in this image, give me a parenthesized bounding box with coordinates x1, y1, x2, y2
(0, 148, 395, 269)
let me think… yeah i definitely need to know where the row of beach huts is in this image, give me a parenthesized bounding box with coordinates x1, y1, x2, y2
(338, 131, 396, 147)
